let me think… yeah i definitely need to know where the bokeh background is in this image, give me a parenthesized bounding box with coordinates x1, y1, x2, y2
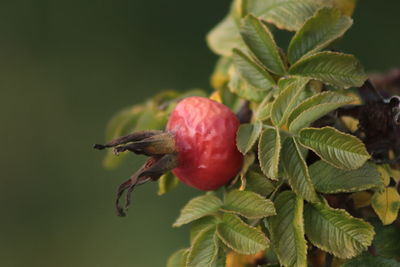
(1, 1, 399, 266)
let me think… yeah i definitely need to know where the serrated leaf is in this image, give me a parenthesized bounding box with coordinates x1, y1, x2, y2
(255, 92, 274, 121)
(258, 127, 281, 180)
(188, 227, 219, 267)
(371, 219, 400, 260)
(222, 189, 276, 219)
(246, 171, 275, 196)
(288, 92, 354, 133)
(288, 8, 353, 64)
(309, 161, 382, 193)
(217, 213, 269, 254)
(211, 248, 226, 267)
(341, 253, 400, 267)
(281, 137, 319, 203)
(167, 248, 190, 267)
(229, 69, 269, 102)
(268, 191, 307, 267)
(289, 52, 367, 88)
(250, 0, 329, 31)
(271, 77, 309, 126)
(158, 172, 180, 196)
(372, 187, 400, 225)
(240, 15, 286, 75)
(173, 195, 223, 227)
(236, 121, 263, 154)
(304, 201, 375, 259)
(206, 15, 244, 56)
(190, 216, 221, 245)
(298, 127, 370, 170)
(232, 48, 276, 90)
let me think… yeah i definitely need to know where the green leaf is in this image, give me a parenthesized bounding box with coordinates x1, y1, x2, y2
(304, 201, 375, 259)
(341, 253, 400, 267)
(371, 219, 400, 260)
(246, 171, 275, 196)
(298, 127, 371, 170)
(190, 216, 221, 244)
(229, 69, 269, 102)
(250, 0, 328, 31)
(255, 92, 274, 121)
(217, 213, 269, 254)
(167, 248, 189, 267)
(309, 161, 382, 193)
(288, 92, 354, 133)
(222, 189, 276, 219)
(268, 191, 307, 267)
(232, 48, 276, 90)
(288, 8, 353, 64)
(240, 14, 286, 75)
(206, 15, 244, 56)
(289, 52, 367, 88)
(258, 127, 281, 180)
(158, 172, 180, 196)
(371, 187, 400, 225)
(271, 77, 309, 126)
(187, 227, 219, 267)
(173, 195, 223, 227)
(281, 137, 319, 203)
(236, 121, 263, 154)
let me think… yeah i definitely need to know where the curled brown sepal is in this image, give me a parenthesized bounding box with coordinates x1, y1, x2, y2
(115, 153, 178, 217)
(93, 130, 178, 216)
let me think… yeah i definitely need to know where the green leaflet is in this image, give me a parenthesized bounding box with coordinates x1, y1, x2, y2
(288, 8, 353, 64)
(232, 48, 276, 90)
(240, 14, 286, 75)
(309, 161, 382, 193)
(304, 202, 375, 259)
(167, 248, 189, 267)
(222, 189, 276, 219)
(217, 213, 269, 254)
(371, 187, 400, 225)
(298, 127, 370, 170)
(173, 195, 223, 227)
(206, 15, 244, 56)
(249, 0, 328, 31)
(255, 92, 274, 121)
(190, 216, 221, 245)
(289, 51, 367, 89)
(187, 227, 219, 267)
(236, 121, 263, 154)
(271, 77, 309, 126)
(287, 91, 354, 133)
(258, 127, 281, 180)
(268, 191, 307, 267)
(341, 253, 400, 267)
(281, 137, 319, 203)
(229, 69, 269, 102)
(158, 172, 180, 196)
(245, 171, 275, 196)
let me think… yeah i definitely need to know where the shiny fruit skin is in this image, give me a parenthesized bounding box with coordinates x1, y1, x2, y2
(166, 96, 243, 190)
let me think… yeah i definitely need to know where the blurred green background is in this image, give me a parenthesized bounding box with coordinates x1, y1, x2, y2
(0, 1, 399, 266)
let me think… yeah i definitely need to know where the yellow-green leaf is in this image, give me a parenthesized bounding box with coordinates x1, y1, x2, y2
(298, 127, 370, 170)
(188, 227, 219, 267)
(258, 127, 281, 180)
(167, 248, 189, 267)
(158, 172, 180, 196)
(281, 137, 319, 203)
(240, 14, 286, 75)
(288, 8, 353, 64)
(372, 187, 400, 225)
(236, 121, 263, 154)
(289, 52, 367, 89)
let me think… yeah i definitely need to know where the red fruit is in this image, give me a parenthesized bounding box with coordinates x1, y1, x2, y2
(94, 96, 243, 216)
(167, 97, 243, 190)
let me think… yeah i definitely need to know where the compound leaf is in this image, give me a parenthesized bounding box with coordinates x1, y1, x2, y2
(258, 127, 281, 180)
(236, 121, 263, 154)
